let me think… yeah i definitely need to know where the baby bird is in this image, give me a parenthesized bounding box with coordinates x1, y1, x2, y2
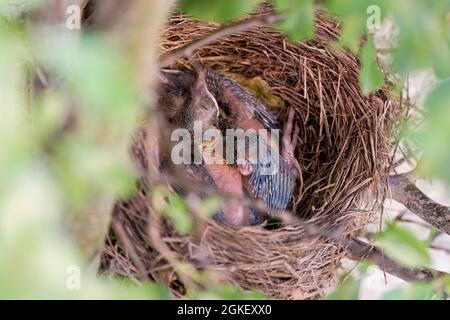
(157, 67, 217, 130)
(204, 69, 300, 212)
(158, 64, 300, 223)
(157, 65, 255, 226)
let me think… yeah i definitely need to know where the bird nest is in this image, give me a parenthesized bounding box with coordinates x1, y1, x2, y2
(100, 8, 397, 299)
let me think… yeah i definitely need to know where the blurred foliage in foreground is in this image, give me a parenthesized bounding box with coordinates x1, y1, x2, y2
(0, 0, 449, 299)
(326, 263, 450, 300)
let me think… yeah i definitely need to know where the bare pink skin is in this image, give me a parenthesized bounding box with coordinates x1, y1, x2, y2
(203, 162, 251, 226)
(221, 85, 299, 163)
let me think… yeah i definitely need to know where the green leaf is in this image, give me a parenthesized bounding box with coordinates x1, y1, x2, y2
(376, 222, 431, 268)
(359, 38, 384, 95)
(383, 282, 439, 300)
(198, 197, 221, 219)
(151, 188, 193, 235)
(357, 260, 373, 274)
(340, 15, 365, 54)
(0, 26, 31, 194)
(151, 186, 171, 212)
(195, 283, 265, 300)
(53, 137, 135, 208)
(274, 0, 315, 42)
(426, 227, 439, 244)
(325, 277, 360, 300)
(165, 194, 194, 235)
(37, 35, 138, 122)
(0, 0, 47, 18)
(412, 78, 450, 183)
(391, 1, 450, 78)
(179, 0, 263, 23)
(444, 275, 450, 295)
(106, 279, 171, 300)
(324, 0, 388, 53)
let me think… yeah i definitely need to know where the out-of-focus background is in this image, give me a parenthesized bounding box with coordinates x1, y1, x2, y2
(351, 179, 450, 299)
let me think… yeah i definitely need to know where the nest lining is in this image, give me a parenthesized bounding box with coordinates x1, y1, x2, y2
(101, 8, 396, 299)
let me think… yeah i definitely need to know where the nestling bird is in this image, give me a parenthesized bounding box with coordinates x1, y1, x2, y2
(157, 64, 300, 225)
(157, 65, 256, 226)
(204, 69, 301, 212)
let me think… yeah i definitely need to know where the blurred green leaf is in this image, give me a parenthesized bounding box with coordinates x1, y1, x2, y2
(413, 78, 450, 183)
(29, 31, 141, 216)
(195, 283, 265, 300)
(324, 1, 387, 93)
(359, 38, 384, 95)
(152, 188, 197, 235)
(391, 1, 450, 78)
(0, 21, 30, 194)
(376, 222, 431, 268)
(325, 276, 360, 300)
(36, 34, 139, 126)
(383, 282, 439, 300)
(357, 260, 373, 274)
(53, 137, 135, 209)
(0, 0, 48, 18)
(274, 0, 315, 42)
(179, 0, 263, 23)
(340, 15, 364, 54)
(444, 276, 450, 295)
(103, 278, 171, 300)
(166, 195, 193, 235)
(426, 227, 440, 244)
(151, 186, 171, 212)
(324, 0, 388, 53)
(198, 197, 221, 219)
(0, 171, 169, 298)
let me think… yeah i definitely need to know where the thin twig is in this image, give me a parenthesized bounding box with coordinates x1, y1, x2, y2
(111, 219, 149, 281)
(395, 217, 434, 229)
(430, 244, 450, 255)
(159, 12, 282, 67)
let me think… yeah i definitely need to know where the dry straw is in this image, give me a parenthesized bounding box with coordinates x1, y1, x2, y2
(101, 7, 397, 299)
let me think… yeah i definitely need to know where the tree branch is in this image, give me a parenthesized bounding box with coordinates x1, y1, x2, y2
(293, 219, 447, 283)
(389, 173, 450, 235)
(158, 12, 282, 67)
(346, 238, 445, 282)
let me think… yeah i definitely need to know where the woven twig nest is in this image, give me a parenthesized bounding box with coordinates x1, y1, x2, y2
(101, 7, 396, 299)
